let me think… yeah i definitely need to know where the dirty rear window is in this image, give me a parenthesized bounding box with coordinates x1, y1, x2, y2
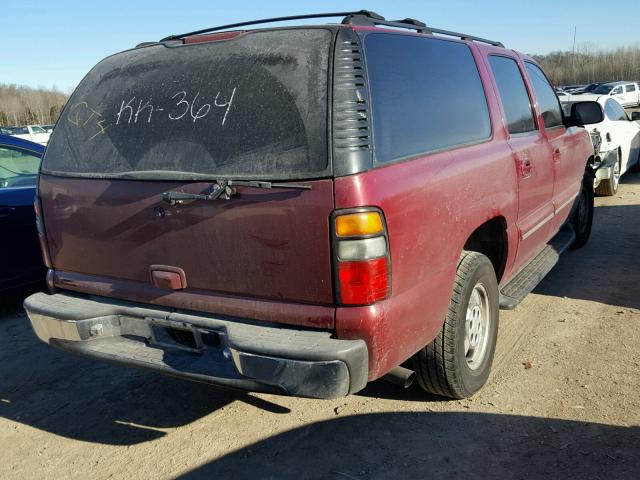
(43, 29, 331, 180)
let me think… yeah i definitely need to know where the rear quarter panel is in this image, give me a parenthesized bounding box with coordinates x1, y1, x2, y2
(335, 144, 518, 379)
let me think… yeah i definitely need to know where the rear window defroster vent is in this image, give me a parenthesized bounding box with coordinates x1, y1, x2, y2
(332, 29, 373, 176)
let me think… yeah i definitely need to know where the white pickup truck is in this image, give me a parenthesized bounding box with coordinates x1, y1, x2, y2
(592, 81, 640, 107)
(6, 125, 51, 145)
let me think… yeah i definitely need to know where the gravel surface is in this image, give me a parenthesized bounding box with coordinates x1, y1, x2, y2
(1, 172, 639, 480)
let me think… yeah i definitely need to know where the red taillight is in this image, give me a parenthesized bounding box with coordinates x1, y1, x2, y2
(34, 196, 52, 269)
(338, 257, 389, 305)
(334, 209, 391, 306)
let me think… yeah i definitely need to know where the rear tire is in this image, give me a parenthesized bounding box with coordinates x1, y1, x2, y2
(571, 170, 595, 249)
(413, 251, 499, 399)
(595, 151, 620, 196)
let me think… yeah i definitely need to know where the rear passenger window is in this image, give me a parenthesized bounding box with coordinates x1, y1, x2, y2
(524, 62, 563, 129)
(627, 84, 636, 92)
(364, 34, 492, 164)
(488, 56, 537, 135)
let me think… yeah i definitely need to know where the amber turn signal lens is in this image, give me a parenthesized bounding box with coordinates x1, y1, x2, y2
(335, 212, 384, 237)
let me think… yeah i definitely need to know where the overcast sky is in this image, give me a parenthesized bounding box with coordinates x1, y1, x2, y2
(4, 0, 639, 91)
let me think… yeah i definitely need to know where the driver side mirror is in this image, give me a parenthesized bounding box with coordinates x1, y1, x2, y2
(565, 101, 604, 127)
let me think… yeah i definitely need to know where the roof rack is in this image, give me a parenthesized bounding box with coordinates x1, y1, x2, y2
(159, 10, 379, 41)
(159, 10, 504, 48)
(425, 27, 504, 47)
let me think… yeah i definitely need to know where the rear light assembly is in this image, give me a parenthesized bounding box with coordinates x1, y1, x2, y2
(333, 209, 391, 306)
(33, 195, 53, 269)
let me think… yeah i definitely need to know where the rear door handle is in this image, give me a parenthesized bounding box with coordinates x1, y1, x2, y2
(0, 206, 16, 218)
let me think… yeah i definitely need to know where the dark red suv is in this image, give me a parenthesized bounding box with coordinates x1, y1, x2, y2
(25, 11, 602, 399)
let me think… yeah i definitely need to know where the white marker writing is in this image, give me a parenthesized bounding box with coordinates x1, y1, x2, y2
(215, 87, 237, 126)
(135, 99, 154, 123)
(168, 91, 189, 120)
(189, 91, 211, 123)
(115, 97, 135, 125)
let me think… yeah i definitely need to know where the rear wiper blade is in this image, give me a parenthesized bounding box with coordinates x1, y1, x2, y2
(162, 179, 311, 205)
(228, 180, 312, 190)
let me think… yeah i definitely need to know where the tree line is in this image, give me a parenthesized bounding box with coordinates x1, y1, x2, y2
(532, 44, 640, 86)
(0, 84, 69, 127)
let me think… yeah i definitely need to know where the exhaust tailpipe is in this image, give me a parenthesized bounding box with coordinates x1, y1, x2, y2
(381, 366, 416, 389)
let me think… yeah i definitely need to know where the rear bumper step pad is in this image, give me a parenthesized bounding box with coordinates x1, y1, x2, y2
(24, 292, 368, 399)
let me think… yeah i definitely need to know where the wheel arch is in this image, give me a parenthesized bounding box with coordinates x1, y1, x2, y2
(463, 216, 508, 283)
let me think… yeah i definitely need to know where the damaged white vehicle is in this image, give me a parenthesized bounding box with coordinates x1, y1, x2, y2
(562, 95, 640, 195)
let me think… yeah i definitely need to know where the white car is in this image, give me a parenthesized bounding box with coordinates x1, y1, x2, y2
(562, 94, 640, 195)
(592, 81, 640, 107)
(8, 125, 51, 145)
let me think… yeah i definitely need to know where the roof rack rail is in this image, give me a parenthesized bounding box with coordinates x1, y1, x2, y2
(344, 12, 503, 46)
(159, 10, 504, 48)
(428, 27, 504, 47)
(341, 13, 430, 33)
(159, 10, 382, 41)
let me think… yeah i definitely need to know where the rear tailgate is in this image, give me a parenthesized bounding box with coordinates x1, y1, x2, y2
(39, 175, 335, 326)
(39, 28, 337, 328)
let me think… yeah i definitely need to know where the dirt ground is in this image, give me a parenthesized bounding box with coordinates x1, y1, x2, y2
(1, 174, 639, 480)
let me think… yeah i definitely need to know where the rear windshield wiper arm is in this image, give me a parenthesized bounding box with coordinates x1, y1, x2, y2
(162, 179, 311, 205)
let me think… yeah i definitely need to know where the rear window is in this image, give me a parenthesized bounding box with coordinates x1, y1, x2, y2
(43, 29, 331, 180)
(364, 34, 492, 164)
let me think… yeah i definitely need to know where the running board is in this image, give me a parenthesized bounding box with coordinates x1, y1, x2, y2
(499, 224, 575, 310)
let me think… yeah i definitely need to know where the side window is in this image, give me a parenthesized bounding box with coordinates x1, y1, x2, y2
(524, 62, 563, 129)
(612, 86, 623, 95)
(0, 146, 42, 188)
(488, 56, 537, 135)
(626, 84, 636, 92)
(604, 99, 627, 121)
(364, 34, 492, 163)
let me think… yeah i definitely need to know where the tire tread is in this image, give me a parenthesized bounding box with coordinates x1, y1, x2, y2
(414, 251, 494, 399)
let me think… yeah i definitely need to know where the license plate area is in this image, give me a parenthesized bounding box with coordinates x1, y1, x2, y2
(120, 316, 223, 354)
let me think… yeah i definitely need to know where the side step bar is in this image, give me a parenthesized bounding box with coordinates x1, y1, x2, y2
(499, 224, 575, 310)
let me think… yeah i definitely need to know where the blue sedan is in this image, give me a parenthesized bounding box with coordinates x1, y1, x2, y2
(0, 134, 46, 291)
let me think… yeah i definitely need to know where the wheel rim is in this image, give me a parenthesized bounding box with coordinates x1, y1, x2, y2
(465, 283, 491, 370)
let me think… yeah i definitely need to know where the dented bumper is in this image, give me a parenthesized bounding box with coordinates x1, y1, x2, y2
(24, 292, 368, 399)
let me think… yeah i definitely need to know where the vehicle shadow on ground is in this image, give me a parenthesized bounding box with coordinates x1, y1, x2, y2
(0, 289, 290, 446)
(535, 196, 640, 310)
(178, 411, 640, 479)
